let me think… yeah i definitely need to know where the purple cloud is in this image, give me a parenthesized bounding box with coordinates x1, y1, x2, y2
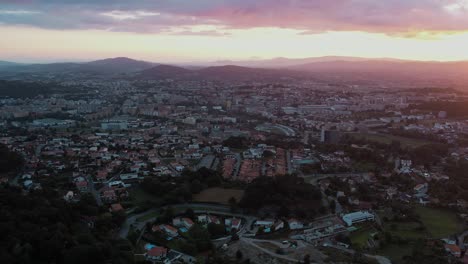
(0, 0, 467, 34)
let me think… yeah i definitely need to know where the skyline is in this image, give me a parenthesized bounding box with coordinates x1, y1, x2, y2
(2, 0, 468, 63)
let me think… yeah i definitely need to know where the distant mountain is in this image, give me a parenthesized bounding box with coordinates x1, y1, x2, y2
(138, 64, 301, 81)
(0, 57, 156, 75)
(0, 61, 22, 68)
(211, 56, 407, 68)
(85, 57, 156, 73)
(291, 60, 468, 76)
(139, 64, 192, 79)
(196, 65, 287, 80)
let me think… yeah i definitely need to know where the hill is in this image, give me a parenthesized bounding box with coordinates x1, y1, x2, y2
(0, 57, 156, 75)
(139, 64, 192, 79)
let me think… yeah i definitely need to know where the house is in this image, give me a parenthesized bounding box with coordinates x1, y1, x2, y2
(172, 217, 183, 227)
(445, 244, 461, 258)
(145, 246, 168, 262)
(208, 215, 221, 225)
(197, 215, 208, 223)
(156, 225, 178, 238)
(75, 180, 89, 193)
(255, 219, 275, 228)
(63, 191, 76, 202)
(288, 219, 304, 230)
(101, 189, 117, 203)
(182, 218, 194, 229)
(414, 183, 428, 194)
(272, 220, 285, 231)
(110, 203, 124, 213)
(231, 218, 242, 230)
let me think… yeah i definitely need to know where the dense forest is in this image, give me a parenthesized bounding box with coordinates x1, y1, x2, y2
(240, 174, 322, 218)
(0, 80, 54, 98)
(0, 185, 132, 264)
(413, 101, 468, 117)
(0, 144, 24, 174)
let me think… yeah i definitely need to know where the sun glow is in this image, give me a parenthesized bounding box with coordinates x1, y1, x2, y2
(2, 25, 468, 63)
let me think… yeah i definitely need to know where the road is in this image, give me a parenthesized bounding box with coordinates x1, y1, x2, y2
(87, 175, 103, 206)
(241, 237, 301, 263)
(302, 172, 370, 184)
(119, 203, 255, 239)
(458, 230, 468, 250)
(286, 149, 293, 174)
(325, 244, 391, 264)
(232, 153, 241, 180)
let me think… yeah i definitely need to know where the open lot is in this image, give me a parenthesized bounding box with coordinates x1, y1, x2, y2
(415, 206, 463, 238)
(384, 221, 427, 240)
(193, 187, 244, 205)
(378, 244, 413, 264)
(350, 226, 378, 249)
(130, 188, 160, 205)
(349, 132, 431, 149)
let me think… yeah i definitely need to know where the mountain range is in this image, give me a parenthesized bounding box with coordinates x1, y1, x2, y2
(0, 56, 467, 84)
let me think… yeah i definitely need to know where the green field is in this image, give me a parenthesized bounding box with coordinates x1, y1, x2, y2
(193, 187, 244, 205)
(378, 244, 413, 263)
(130, 188, 160, 205)
(350, 227, 378, 249)
(384, 221, 427, 240)
(415, 206, 463, 238)
(349, 133, 431, 148)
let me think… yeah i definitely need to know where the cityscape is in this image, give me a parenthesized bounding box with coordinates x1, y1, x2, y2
(2, 1, 468, 264)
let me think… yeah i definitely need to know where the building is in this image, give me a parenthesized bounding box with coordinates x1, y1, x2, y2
(445, 244, 461, 258)
(288, 219, 304, 230)
(145, 246, 168, 262)
(342, 211, 375, 226)
(320, 129, 341, 144)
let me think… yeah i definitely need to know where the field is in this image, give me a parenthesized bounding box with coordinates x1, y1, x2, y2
(415, 206, 463, 238)
(378, 244, 413, 263)
(349, 133, 431, 148)
(130, 188, 160, 205)
(384, 221, 427, 239)
(350, 226, 378, 249)
(193, 187, 244, 205)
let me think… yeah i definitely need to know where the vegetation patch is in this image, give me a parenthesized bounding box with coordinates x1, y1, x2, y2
(415, 206, 463, 238)
(349, 133, 430, 149)
(193, 187, 244, 205)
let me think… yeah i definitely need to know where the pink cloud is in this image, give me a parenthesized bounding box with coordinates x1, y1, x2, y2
(1, 0, 468, 34)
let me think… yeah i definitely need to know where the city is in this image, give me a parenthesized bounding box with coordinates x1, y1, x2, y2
(2, 1, 468, 264)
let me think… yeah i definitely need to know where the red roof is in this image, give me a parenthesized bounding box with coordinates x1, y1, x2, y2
(110, 203, 123, 212)
(75, 181, 88, 187)
(147, 247, 167, 257)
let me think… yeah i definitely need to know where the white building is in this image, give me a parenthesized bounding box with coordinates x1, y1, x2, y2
(342, 211, 375, 226)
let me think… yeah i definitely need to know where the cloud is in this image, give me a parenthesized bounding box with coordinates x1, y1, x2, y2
(0, 0, 468, 35)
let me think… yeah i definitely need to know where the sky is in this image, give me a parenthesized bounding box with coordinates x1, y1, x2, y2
(1, 0, 468, 63)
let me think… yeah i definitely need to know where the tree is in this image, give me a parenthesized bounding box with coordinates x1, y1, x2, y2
(329, 199, 336, 214)
(229, 196, 238, 213)
(236, 250, 243, 260)
(303, 254, 311, 264)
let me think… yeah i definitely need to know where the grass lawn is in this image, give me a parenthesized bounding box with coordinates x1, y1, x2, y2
(349, 133, 431, 149)
(384, 221, 428, 240)
(350, 226, 378, 249)
(415, 206, 463, 238)
(378, 244, 413, 264)
(193, 187, 244, 205)
(130, 188, 160, 205)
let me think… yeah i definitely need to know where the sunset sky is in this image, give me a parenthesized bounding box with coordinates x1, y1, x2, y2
(1, 0, 468, 63)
